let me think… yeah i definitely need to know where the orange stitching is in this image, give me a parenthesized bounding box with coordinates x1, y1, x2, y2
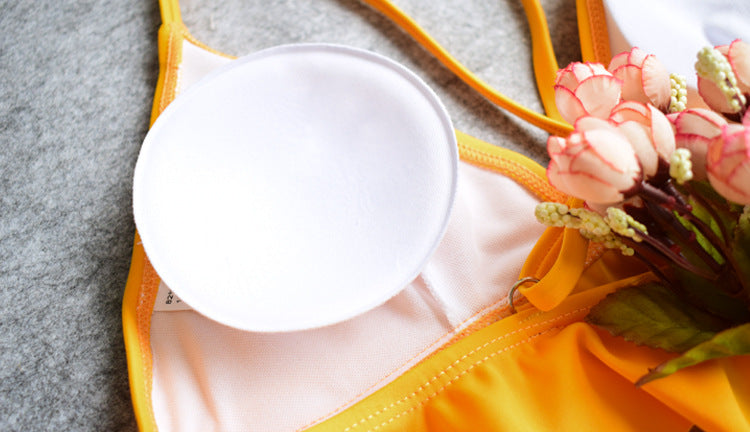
(136, 258, 160, 431)
(158, 23, 183, 116)
(298, 283, 518, 431)
(458, 142, 565, 203)
(444, 304, 514, 346)
(344, 307, 588, 431)
(137, 22, 183, 432)
(366, 323, 570, 431)
(586, 0, 611, 64)
(295, 325, 458, 430)
(158, 25, 175, 115)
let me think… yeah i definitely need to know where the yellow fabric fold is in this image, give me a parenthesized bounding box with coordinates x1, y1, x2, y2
(518, 227, 589, 311)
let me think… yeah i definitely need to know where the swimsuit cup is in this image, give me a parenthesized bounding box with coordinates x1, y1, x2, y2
(123, 0, 750, 431)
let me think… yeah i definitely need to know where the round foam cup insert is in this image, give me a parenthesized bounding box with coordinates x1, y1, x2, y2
(133, 43, 457, 332)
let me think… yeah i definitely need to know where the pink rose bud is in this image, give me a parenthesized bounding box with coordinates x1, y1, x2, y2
(608, 47, 672, 111)
(547, 117, 642, 205)
(554, 62, 622, 125)
(707, 123, 750, 205)
(671, 108, 727, 180)
(610, 101, 676, 179)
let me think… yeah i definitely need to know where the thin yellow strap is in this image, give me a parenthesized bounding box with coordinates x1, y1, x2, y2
(361, 0, 573, 137)
(576, 0, 611, 64)
(159, 0, 182, 25)
(519, 0, 563, 121)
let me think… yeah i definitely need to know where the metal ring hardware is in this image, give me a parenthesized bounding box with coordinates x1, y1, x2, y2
(508, 276, 540, 314)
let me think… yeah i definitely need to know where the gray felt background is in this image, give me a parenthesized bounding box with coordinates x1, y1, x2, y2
(0, 0, 580, 430)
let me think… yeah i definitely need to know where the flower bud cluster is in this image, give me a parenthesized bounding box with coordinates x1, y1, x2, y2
(535, 202, 635, 256)
(605, 207, 646, 242)
(669, 148, 693, 185)
(669, 73, 688, 113)
(670, 108, 727, 180)
(534, 202, 576, 228)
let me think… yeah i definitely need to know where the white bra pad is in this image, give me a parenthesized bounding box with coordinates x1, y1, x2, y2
(133, 44, 458, 332)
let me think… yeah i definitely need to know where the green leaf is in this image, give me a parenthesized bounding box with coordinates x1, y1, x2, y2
(586, 283, 727, 352)
(636, 323, 750, 386)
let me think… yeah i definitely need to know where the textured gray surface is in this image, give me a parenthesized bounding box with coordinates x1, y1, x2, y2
(0, 1, 579, 430)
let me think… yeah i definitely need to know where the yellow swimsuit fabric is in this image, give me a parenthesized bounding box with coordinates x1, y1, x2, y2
(124, 1, 750, 431)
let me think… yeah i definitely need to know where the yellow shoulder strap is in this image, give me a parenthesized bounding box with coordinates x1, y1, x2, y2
(159, 0, 181, 25)
(519, 0, 563, 120)
(576, 0, 612, 63)
(362, 0, 573, 137)
(154, 0, 576, 137)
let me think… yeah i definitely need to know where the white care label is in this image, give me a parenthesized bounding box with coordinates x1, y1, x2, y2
(153, 282, 193, 312)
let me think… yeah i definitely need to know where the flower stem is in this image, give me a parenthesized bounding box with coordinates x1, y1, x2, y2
(626, 239, 738, 326)
(640, 181, 692, 214)
(630, 225, 718, 280)
(664, 181, 690, 209)
(643, 200, 723, 274)
(626, 241, 676, 288)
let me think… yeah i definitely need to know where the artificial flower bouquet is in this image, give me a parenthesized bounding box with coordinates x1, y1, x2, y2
(536, 40, 750, 384)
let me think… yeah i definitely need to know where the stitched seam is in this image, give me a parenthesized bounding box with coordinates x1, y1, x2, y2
(158, 24, 183, 116)
(458, 142, 565, 203)
(445, 303, 515, 346)
(366, 324, 564, 431)
(587, 0, 611, 63)
(137, 259, 160, 431)
(298, 287, 515, 431)
(296, 328, 459, 431)
(140, 22, 183, 432)
(158, 25, 175, 115)
(300, 140, 563, 430)
(472, 150, 558, 201)
(343, 307, 588, 431)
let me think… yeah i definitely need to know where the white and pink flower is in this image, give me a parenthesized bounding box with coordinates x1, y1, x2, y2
(670, 108, 728, 180)
(608, 47, 672, 111)
(554, 62, 622, 125)
(697, 40, 750, 115)
(707, 123, 750, 205)
(610, 101, 675, 179)
(547, 117, 642, 205)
